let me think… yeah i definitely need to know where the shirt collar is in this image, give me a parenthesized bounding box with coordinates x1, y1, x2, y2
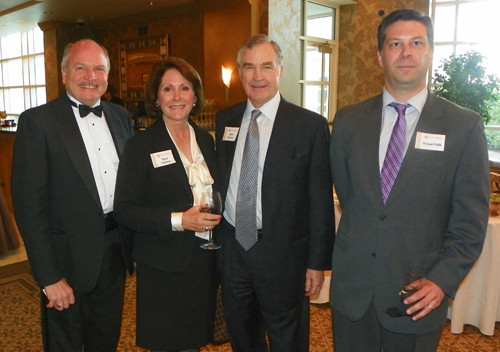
(382, 87, 428, 115)
(244, 91, 281, 122)
(66, 92, 102, 108)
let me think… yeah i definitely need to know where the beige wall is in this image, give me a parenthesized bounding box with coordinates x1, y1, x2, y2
(337, 0, 430, 108)
(268, 0, 302, 106)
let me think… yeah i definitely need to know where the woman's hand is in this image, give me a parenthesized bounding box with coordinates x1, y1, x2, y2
(182, 205, 222, 232)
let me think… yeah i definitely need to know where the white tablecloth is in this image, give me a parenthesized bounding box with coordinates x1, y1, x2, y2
(447, 215, 500, 335)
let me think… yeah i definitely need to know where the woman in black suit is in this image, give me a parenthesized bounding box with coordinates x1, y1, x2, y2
(114, 58, 221, 352)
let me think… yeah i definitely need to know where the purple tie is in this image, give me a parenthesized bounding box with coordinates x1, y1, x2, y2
(380, 103, 410, 204)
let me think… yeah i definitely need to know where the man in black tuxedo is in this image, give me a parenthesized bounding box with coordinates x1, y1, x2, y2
(329, 10, 490, 352)
(216, 34, 335, 352)
(12, 39, 134, 352)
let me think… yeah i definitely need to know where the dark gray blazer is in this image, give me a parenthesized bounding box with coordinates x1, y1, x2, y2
(329, 92, 490, 334)
(113, 118, 217, 272)
(216, 97, 335, 311)
(12, 94, 134, 292)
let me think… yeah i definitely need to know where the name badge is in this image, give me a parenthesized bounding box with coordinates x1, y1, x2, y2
(150, 150, 176, 168)
(415, 132, 446, 151)
(222, 127, 239, 141)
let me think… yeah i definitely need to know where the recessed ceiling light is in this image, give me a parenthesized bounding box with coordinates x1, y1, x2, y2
(147, 2, 156, 5)
(15, 20, 25, 23)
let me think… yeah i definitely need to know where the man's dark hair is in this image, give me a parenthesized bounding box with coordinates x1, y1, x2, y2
(377, 9, 434, 52)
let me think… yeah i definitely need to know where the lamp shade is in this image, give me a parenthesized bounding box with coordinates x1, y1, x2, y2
(222, 65, 232, 88)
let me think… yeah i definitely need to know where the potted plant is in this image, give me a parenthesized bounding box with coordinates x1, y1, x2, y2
(432, 49, 499, 125)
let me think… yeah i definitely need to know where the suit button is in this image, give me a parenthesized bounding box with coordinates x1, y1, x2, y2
(380, 214, 387, 221)
(372, 253, 376, 259)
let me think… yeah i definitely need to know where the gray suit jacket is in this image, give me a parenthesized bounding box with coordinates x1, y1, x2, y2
(12, 94, 134, 292)
(329, 92, 490, 334)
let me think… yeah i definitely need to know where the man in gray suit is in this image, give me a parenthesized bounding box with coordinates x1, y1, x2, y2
(329, 9, 490, 352)
(12, 39, 134, 351)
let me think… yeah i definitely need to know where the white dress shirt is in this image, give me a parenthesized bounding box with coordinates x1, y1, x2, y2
(69, 93, 119, 214)
(224, 91, 281, 229)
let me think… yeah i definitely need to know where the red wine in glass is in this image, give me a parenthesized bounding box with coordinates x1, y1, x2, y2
(200, 191, 222, 250)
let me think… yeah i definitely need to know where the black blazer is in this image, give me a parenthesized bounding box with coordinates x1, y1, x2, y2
(216, 97, 335, 310)
(113, 118, 217, 272)
(330, 92, 490, 334)
(12, 94, 134, 292)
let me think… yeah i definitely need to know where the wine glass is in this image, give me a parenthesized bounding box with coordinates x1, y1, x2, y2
(200, 191, 222, 250)
(400, 269, 423, 301)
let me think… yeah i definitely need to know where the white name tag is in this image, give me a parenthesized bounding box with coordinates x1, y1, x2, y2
(222, 127, 239, 141)
(150, 150, 176, 168)
(415, 132, 446, 151)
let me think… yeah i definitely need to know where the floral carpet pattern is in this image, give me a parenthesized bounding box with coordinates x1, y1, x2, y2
(1, 271, 499, 352)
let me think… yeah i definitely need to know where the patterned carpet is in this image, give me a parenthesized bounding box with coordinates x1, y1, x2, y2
(1, 270, 499, 352)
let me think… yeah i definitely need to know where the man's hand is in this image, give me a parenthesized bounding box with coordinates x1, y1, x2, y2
(305, 269, 324, 296)
(403, 278, 445, 321)
(44, 278, 75, 311)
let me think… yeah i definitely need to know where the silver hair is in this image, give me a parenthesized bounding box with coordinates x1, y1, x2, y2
(236, 34, 284, 68)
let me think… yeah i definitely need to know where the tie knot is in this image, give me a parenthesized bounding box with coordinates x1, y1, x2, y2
(388, 102, 410, 116)
(251, 109, 262, 121)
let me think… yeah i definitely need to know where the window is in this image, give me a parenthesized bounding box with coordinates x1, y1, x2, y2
(300, 0, 340, 122)
(430, 0, 500, 164)
(0, 27, 46, 120)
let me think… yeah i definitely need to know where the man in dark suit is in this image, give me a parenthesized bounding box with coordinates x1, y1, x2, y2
(12, 39, 134, 352)
(329, 10, 490, 352)
(216, 34, 335, 352)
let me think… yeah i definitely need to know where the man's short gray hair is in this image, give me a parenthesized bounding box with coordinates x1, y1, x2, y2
(237, 34, 284, 68)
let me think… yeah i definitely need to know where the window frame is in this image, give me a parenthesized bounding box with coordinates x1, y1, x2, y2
(0, 27, 46, 120)
(300, 0, 340, 122)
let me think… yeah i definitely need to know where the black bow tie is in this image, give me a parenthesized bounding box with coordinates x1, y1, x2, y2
(70, 100, 103, 117)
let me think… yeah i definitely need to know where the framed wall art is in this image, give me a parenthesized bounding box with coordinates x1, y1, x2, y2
(119, 35, 169, 101)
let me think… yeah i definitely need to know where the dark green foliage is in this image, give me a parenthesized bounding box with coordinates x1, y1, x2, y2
(432, 50, 499, 124)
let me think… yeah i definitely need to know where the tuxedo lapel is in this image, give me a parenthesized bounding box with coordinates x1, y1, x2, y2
(55, 97, 101, 209)
(102, 103, 129, 156)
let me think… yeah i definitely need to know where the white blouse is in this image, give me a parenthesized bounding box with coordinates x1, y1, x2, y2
(168, 123, 214, 239)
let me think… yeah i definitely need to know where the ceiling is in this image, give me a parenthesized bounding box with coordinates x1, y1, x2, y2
(0, 0, 196, 38)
